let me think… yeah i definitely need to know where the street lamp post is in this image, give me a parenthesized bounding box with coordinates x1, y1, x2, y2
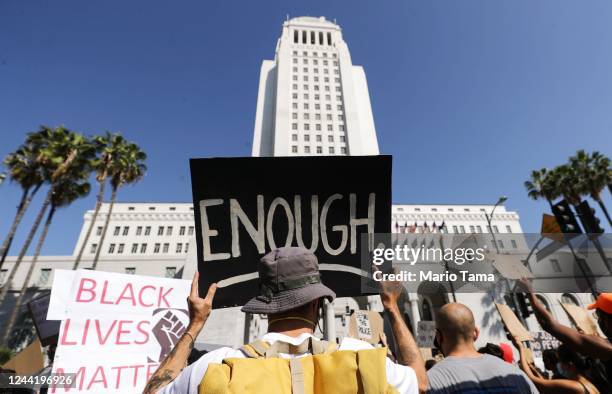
(485, 197, 526, 324)
(484, 196, 507, 253)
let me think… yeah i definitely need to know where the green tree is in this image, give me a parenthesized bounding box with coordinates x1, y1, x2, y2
(91, 139, 146, 270)
(550, 164, 582, 207)
(1, 176, 91, 345)
(0, 138, 46, 271)
(0, 346, 13, 364)
(524, 168, 558, 208)
(73, 132, 126, 270)
(0, 127, 95, 307)
(570, 150, 612, 227)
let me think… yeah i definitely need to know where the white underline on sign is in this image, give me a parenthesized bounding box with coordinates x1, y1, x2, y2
(215, 264, 369, 288)
(217, 271, 259, 288)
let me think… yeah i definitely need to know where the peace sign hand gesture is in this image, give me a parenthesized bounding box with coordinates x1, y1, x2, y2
(187, 271, 217, 332)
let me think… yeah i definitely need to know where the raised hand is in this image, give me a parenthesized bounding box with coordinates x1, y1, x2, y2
(373, 264, 404, 310)
(187, 271, 217, 331)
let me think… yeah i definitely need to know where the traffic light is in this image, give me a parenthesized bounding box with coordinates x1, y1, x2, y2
(575, 200, 605, 235)
(551, 200, 582, 235)
(516, 293, 533, 318)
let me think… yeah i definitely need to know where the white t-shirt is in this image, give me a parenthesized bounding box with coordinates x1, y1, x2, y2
(159, 332, 418, 394)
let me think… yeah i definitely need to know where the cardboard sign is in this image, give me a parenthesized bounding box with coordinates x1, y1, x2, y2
(1, 338, 44, 375)
(529, 331, 562, 359)
(560, 303, 600, 336)
(190, 156, 392, 307)
(48, 270, 191, 393)
(492, 255, 533, 280)
(416, 321, 436, 348)
(347, 310, 384, 344)
(495, 302, 532, 342)
(28, 293, 60, 346)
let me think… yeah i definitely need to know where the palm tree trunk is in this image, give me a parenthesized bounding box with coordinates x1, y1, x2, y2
(1, 205, 56, 346)
(595, 197, 612, 228)
(72, 180, 106, 270)
(91, 187, 117, 270)
(0, 188, 51, 305)
(0, 184, 41, 271)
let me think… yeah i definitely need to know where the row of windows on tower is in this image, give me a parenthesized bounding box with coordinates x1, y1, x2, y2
(292, 134, 346, 143)
(291, 64, 340, 76)
(291, 146, 347, 154)
(291, 93, 342, 103)
(292, 83, 342, 93)
(293, 30, 333, 46)
(292, 58, 339, 67)
(293, 112, 345, 122)
(291, 100, 345, 113)
(292, 50, 337, 59)
(292, 123, 345, 132)
(293, 76, 340, 84)
(91, 242, 190, 255)
(100, 225, 195, 237)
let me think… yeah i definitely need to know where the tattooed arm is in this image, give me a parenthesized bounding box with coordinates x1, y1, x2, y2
(376, 266, 428, 393)
(143, 272, 217, 394)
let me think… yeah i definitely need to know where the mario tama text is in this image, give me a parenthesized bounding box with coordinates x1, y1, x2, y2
(373, 268, 495, 283)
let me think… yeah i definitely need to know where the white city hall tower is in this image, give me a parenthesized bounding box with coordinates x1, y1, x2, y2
(252, 16, 380, 157)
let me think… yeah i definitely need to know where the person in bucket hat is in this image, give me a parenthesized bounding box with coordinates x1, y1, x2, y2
(145, 247, 426, 393)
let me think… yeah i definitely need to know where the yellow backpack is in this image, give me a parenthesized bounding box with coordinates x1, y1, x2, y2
(199, 337, 399, 394)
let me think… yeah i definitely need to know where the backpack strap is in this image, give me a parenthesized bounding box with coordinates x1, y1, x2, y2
(239, 340, 270, 358)
(263, 337, 337, 358)
(311, 339, 337, 355)
(289, 358, 305, 394)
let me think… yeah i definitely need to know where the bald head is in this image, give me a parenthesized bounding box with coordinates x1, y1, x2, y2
(436, 303, 476, 342)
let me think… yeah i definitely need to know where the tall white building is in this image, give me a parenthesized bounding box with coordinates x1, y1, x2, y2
(252, 16, 379, 157)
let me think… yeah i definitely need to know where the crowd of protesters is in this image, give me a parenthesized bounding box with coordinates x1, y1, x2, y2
(142, 248, 612, 393)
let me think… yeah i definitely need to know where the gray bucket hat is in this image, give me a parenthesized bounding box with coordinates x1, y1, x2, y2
(241, 247, 336, 314)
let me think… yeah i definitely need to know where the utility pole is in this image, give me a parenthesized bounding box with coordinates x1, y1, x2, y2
(485, 196, 526, 325)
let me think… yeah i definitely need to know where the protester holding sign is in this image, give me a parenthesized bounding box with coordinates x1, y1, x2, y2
(511, 337, 600, 394)
(145, 247, 427, 394)
(518, 279, 612, 379)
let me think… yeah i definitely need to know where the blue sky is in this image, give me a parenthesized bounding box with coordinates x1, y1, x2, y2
(1, 0, 611, 256)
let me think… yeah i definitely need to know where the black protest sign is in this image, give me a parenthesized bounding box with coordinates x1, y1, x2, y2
(190, 155, 391, 308)
(530, 331, 562, 359)
(28, 293, 60, 346)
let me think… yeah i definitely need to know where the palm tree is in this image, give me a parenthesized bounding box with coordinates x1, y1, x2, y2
(73, 132, 125, 270)
(0, 139, 46, 271)
(570, 150, 612, 227)
(0, 127, 95, 305)
(1, 176, 90, 346)
(524, 168, 558, 208)
(91, 139, 146, 270)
